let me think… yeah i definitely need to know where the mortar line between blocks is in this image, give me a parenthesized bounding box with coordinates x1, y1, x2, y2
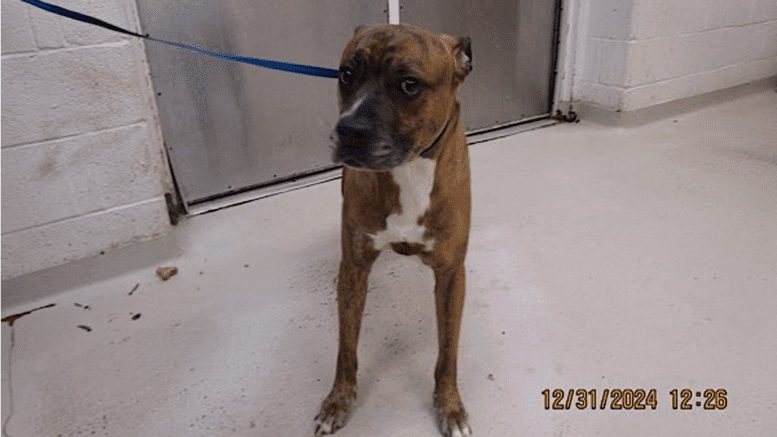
(589, 19, 777, 44)
(1, 120, 149, 151)
(580, 62, 775, 95)
(0, 196, 167, 236)
(1, 38, 134, 60)
(624, 62, 776, 92)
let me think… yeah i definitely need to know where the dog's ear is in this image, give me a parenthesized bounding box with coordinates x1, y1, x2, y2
(353, 25, 367, 37)
(442, 35, 473, 83)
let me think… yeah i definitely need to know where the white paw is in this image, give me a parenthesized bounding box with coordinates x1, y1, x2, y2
(314, 418, 332, 436)
(440, 416, 472, 437)
(447, 423, 472, 437)
(314, 414, 337, 436)
(314, 410, 346, 436)
(314, 390, 354, 436)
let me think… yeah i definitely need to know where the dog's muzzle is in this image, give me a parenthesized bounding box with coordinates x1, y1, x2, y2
(330, 96, 412, 170)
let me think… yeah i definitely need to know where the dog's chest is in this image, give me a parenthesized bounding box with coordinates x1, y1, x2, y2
(369, 158, 436, 252)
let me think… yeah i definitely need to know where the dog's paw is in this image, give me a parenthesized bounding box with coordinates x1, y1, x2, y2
(436, 403, 472, 437)
(439, 414, 472, 437)
(314, 388, 355, 436)
(441, 422, 472, 437)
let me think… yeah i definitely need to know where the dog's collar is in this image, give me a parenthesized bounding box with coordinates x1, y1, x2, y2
(419, 114, 454, 158)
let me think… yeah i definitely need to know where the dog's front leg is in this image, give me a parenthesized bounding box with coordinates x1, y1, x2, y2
(432, 262, 472, 437)
(315, 242, 378, 436)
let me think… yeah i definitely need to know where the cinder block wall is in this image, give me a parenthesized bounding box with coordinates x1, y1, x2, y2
(1, 0, 172, 280)
(574, 0, 777, 112)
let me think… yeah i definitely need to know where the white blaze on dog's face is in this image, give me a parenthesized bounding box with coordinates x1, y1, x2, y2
(330, 24, 472, 171)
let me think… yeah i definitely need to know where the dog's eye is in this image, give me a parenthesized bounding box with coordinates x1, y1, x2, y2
(339, 68, 354, 86)
(400, 77, 421, 96)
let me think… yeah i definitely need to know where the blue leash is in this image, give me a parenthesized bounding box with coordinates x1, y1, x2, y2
(20, 0, 340, 79)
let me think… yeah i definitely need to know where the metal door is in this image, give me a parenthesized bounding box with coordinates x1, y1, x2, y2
(136, 1, 385, 209)
(138, 1, 559, 211)
(400, 0, 560, 132)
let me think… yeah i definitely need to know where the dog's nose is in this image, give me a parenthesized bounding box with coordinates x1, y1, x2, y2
(336, 117, 372, 145)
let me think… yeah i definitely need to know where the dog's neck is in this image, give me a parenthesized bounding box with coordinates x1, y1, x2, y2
(419, 111, 455, 159)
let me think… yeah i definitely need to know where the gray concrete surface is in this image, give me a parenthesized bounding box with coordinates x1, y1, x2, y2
(2, 90, 776, 436)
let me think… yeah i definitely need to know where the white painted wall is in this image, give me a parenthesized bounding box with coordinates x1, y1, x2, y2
(1, 0, 172, 280)
(570, 0, 777, 112)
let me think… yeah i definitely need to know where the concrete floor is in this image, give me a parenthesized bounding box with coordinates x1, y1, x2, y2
(2, 90, 776, 437)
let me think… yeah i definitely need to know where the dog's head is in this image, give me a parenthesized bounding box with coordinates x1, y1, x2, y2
(330, 24, 472, 171)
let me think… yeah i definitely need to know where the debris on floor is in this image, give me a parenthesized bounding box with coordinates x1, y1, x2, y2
(156, 266, 178, 281)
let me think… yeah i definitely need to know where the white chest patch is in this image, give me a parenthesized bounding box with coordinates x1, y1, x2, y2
(369, 158, 437, 251)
